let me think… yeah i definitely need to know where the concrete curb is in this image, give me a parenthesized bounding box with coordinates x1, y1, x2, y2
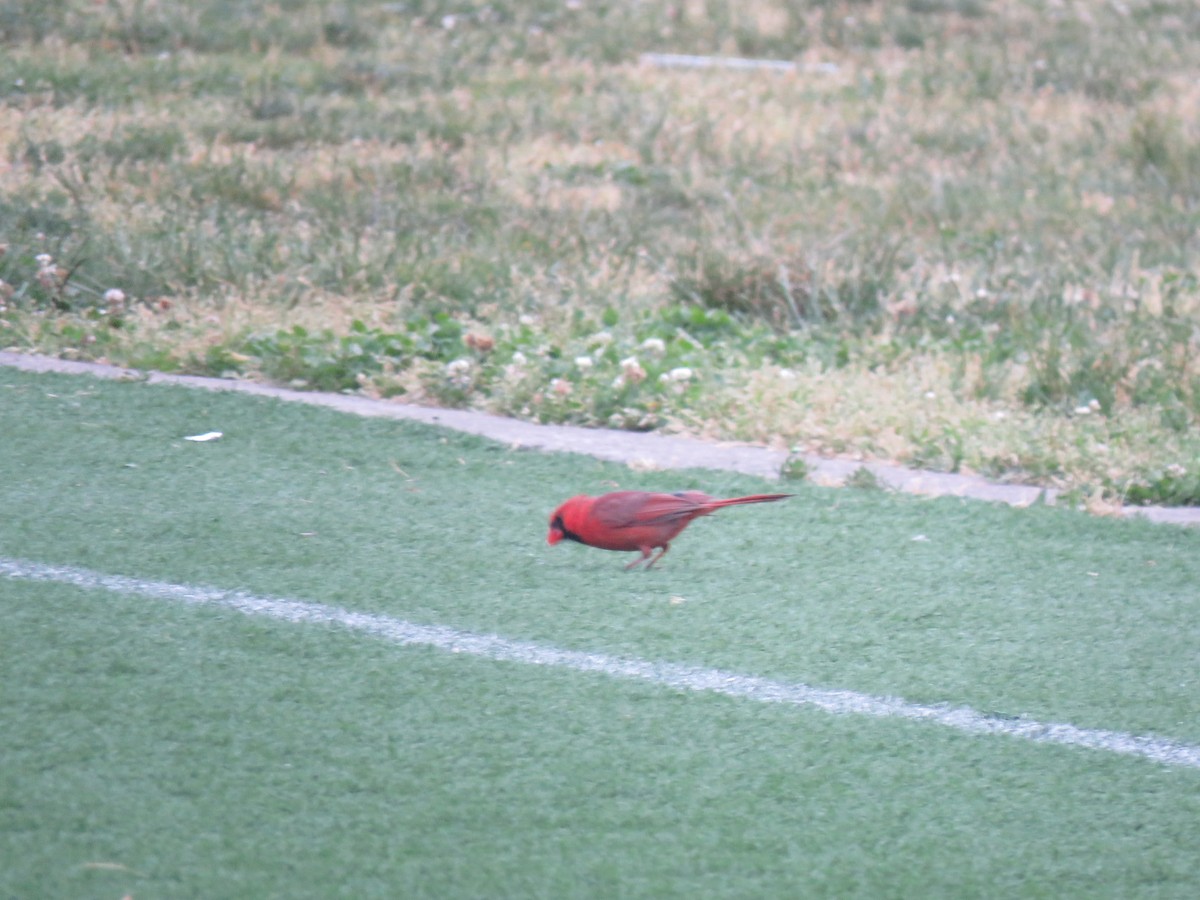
(3, 350, 1197, 527)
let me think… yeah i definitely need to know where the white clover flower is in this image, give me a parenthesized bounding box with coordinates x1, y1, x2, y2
(104, 288, 126, 307)
(446, 358, 473, 387)
(778, 368, 796, 380)
(510, 351, 527, 366)
(640, 337, 666, 355)
(550, 377, 572, 397)
(668, 366, 693, 382)
(619, 356, 646, 383)
(588, 331, 613, 346)
(574, 356, 593, 369)
(35, 253, 53, 268)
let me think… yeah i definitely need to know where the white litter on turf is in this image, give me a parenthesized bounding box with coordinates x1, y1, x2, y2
(4, 555, 1198, 770)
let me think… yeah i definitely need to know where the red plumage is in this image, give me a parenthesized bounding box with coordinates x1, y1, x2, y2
(547, 489, 791, 569)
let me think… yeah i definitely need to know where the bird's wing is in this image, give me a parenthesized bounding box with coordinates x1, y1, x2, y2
(590, 491, 711, 529)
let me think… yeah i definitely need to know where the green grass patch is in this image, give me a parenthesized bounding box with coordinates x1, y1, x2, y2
(1, 0, 1198, 504)
(1, 367, 1199, 895)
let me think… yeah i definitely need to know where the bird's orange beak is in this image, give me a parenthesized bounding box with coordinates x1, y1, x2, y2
(547, 508, 568, 545)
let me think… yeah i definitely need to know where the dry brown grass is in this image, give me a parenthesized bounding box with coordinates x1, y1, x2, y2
(2, 0, 1198, 504)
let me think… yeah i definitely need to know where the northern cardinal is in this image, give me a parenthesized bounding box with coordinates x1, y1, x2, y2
(547, 490, 791, 569)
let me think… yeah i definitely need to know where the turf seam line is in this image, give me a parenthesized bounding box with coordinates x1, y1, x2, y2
(5, 555, 1199, 770)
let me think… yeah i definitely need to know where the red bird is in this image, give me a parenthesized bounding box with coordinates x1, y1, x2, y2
(547, 490, 791, 569)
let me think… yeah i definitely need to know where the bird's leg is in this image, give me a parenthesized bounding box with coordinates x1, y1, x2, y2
(643, 544, 670, 570)
(624, 548, 653, 571)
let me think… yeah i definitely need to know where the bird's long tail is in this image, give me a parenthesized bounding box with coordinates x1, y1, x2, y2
(704, 492, 793, 509)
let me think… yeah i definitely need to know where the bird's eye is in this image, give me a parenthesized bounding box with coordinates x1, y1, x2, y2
(552, 515, 564, 530)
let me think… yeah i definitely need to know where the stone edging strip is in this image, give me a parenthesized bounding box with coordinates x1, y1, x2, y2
(2, 351, 1196, 527)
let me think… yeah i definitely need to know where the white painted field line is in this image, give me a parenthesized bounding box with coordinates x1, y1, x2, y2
(4, 555, 1199, 770)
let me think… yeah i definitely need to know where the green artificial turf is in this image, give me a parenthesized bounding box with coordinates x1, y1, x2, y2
(2, 367, 1199, 897)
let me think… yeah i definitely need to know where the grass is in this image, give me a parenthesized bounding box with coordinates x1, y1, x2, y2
(2, 366, 1200, 896)
(10, 581, 1200, 899)
(0, 1, 1198, 509)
